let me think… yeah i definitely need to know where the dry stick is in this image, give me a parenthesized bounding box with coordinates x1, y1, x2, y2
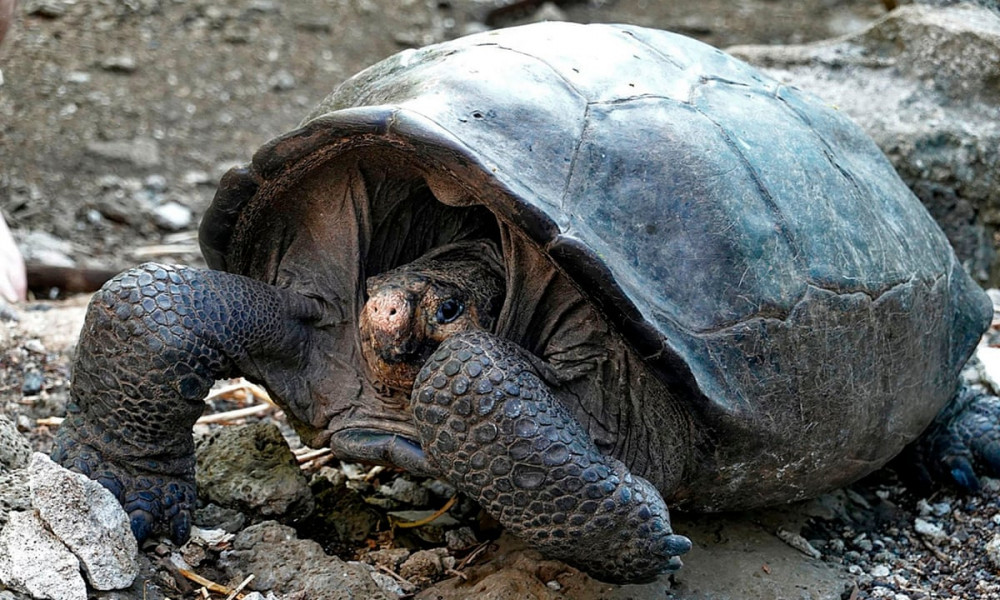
(177, 568, 232, 594)
(376, 564, 417, 589)
(393, 496, 459, 529)
(300, 452, 335, 472)
(294, 447, 331, 463)
(196, 403, 272, 425)
(364, 465, 386, 481)
(205, 380, 274, 405)
(921, 538, 953, 564)
(224, 574, 255, 600)
(456, 541, 492, 571)
(36, 382, 274, 428)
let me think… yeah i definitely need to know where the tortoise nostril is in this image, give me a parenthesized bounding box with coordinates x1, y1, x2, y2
(389, 308, 397, 316)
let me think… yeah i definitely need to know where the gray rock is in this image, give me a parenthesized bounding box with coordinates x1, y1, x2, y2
(86, 137, 161, 168)
(16, 230, 75, 267)
(194, 502, 247, 533)
(986, 534, 1000, 570)
(195, 423, 314, 521)
(730, 4, 1000, 284)
(913, 517, 949, 544)
(219, 521, 390, 599)
(378, 476, 431, 507)
(100, 55, 137, 73)
(151, 201, 193, 231)
(445, 526, 478, 552)
(0, 415, 31, 472)
(0, 471, 30, 528)
(399, 548, 449, 589)
(0, 510, 87, 600)
(28, 453, 138, 590)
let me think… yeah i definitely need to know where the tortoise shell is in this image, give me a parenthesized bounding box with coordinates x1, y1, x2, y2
(200, 22, 991, 509)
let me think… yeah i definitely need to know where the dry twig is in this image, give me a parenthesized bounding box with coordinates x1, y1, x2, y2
(456, 541, 492, 571)
(196, 403, 272, 425)
(224, 574, 255, 600)
(393, 496, 458, 529)
(178, 568, 231, 594)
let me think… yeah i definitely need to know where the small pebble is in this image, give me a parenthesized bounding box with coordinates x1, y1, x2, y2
(914, 518, 948, 545)
(269, 70, 296, 91)
(444, 526, 477, 552)
(870, 564, 891, 578)
(101, 55, 138, 73)
(152, 202, 193, 231)
(21, 370, 44, 395)
(985, 533, 1000, 570)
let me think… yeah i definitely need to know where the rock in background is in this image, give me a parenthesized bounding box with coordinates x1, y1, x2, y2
(730, 3, 1000, 284)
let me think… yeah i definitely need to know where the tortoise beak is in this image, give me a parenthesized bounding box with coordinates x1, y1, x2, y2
(327, 428, 438, 478)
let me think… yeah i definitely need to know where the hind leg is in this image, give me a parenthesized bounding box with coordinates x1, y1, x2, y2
(905, 384, 1000, 492)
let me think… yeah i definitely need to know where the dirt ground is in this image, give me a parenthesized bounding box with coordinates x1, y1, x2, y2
(0, 0, 886, 276)
(8, 1, 1000, 599)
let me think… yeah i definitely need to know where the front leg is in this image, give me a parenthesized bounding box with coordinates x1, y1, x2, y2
(410, 330, 691, 583)
(52, 263, 322, 543)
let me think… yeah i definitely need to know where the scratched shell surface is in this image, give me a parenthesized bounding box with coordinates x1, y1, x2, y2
(202, 23, 991, 505)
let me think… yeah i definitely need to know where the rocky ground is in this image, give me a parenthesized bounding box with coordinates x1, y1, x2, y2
(4, 1, 1000, 599)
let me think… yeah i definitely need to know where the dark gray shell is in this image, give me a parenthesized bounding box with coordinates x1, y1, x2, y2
(201, 23, 991, 498)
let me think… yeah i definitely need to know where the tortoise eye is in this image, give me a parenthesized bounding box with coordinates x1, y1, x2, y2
(435, 299, 464, 324)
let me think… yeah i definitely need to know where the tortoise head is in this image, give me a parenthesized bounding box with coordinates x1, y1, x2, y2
(360, 241, 506, 393)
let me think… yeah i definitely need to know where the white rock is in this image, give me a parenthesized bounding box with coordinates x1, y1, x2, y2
(977, 345, 1000, 394)
(870, 564, 891, 578)
(152, 201, 193, 231)
(913, 517, 948, 544)
(28, 453, 138, 590)
(0, 510, 87, 600)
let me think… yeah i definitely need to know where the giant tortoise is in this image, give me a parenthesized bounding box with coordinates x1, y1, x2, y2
(52, 22, 998, 583)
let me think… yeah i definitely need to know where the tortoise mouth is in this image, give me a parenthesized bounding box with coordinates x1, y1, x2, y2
(328, 427, 437, 478)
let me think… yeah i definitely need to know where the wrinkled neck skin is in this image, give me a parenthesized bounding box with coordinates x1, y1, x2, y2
(359, 239, 506, 394)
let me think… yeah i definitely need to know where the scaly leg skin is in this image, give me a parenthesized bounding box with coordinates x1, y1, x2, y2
(51, 263, 322, 543)
(906, 384, 1000, 492)
(410, 330, 691, 583)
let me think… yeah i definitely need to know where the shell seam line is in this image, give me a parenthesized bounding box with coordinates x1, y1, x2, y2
(693, 105, 808, 272)
(614, 27, 685, 71)
(688, 273, 942, 337)
(772, 86, 914, 265)
(482, 43, 593, 211)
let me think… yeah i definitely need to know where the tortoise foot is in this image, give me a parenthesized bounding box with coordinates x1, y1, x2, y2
(52, 410, 196, 543)
(411, 330, 690, 583)
(906, 384, 1000, 493)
